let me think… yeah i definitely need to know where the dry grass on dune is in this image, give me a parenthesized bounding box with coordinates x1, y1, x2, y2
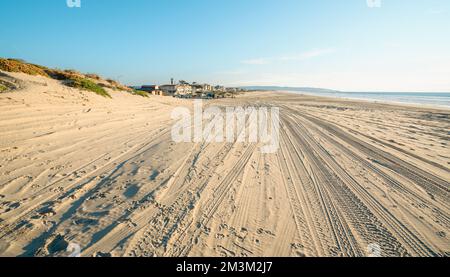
(0, 58, 50, 78)
(0, 58, 131, 97)
(46, 69, 84, 81)
(85, 73, 101, 80)
(105, 78, 133, 92)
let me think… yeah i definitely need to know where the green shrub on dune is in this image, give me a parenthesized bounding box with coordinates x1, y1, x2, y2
(133, 90, 149, 98)
(67, 77, 111, 98)
(0, 84, 7, 92)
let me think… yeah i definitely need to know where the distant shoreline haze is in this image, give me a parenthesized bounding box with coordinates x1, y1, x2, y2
(240, 87, 450, 108)
(240, 86, 450, 94)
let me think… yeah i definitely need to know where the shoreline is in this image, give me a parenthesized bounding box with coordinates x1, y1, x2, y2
(274, 90, 450, 111)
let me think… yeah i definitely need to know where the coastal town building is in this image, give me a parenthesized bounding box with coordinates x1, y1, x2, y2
(214, 85, 226, 92)
(175, 84, 193, 96)
(135, 79, 241, 98)
(191, 83, 202, 92)
(140, 85, 158, 92)
(191, 83, 204, 97)
(202, 84, 213, 91)
(160, 84, 177, 96)
(137, 85, 165, 96)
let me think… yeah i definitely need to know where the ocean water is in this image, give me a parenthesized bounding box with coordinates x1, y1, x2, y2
(291, 91, 450, 108)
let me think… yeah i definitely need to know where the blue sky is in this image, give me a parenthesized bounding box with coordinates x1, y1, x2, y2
(1, 0, 449, 91)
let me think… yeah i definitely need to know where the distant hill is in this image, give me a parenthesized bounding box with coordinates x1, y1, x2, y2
(240, 86, 340, 93)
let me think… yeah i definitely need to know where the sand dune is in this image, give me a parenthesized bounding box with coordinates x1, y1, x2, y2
(0, 72, 449, 257)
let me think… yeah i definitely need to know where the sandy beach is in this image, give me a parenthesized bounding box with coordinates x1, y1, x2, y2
(0, 72, 449, 257)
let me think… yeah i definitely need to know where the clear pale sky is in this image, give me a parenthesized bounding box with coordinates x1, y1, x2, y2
(1, 0, 449, 91)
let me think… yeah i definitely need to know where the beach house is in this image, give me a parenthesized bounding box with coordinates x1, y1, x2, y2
(160, 84, 177, 96)
(175, 83, 193, 97)
(202, 84, 214, 91)
(140, 85, 165, 95)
